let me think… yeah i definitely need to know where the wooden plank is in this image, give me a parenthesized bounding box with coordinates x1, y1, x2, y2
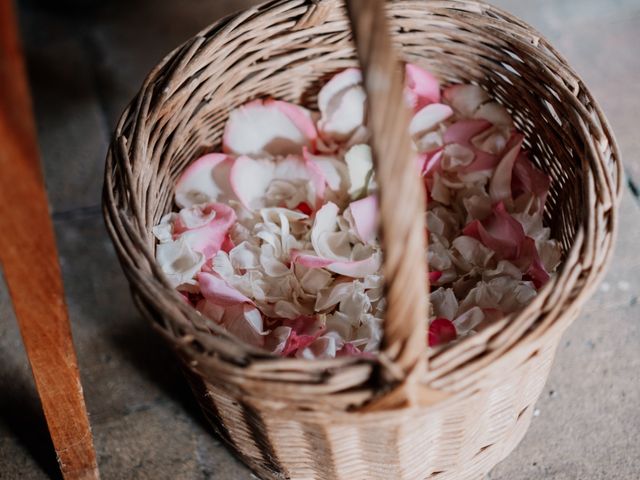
(0, 1, 100, 479)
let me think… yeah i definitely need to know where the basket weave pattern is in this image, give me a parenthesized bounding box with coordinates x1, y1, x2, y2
(103, 1, 621, 478)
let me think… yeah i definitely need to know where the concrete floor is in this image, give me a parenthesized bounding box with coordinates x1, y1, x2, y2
(1, 0, 639, 478)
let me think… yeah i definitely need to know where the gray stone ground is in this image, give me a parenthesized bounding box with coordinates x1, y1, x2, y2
(1, 0, 639, 478)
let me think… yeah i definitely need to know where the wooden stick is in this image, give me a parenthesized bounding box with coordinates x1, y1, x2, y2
(0, 1, 100, 478)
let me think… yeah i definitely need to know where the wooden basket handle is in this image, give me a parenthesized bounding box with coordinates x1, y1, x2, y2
(345, 0, 430, 384)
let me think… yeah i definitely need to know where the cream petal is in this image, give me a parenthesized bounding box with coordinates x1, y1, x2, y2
(430, 287, 459, 320)
(156, 236, 205, 288)
(443, 84, 490, 117)
(453, 306, 484, 335)
(318, 69, 366, 141)
(152, 212, 178, 243)
(345, 144, 374, 198)
(222, 305, 268, 347)
(229, 241, 261, 269)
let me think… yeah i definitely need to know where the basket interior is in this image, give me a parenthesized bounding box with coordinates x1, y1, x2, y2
(145, 4, 585, 260)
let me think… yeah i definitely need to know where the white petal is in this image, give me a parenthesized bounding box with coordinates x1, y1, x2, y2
(175, 153, 235, 208)
(443, 84, 490, 117)
(453, 307, 484, 335)
(152, 212, 178, 243)
(345, 144, 374, 198)
(316, 281, 355, 311)
(229, 156, 275, 210)
(297, 335, 338, 359)
(410, 103, 453, 152)
(156, 237, 205, 287)
(229, 241, 260, 269)
(451, 236, 494, 271)
(318, 69, 366, 141)
(299, 268, 334, 295)
(430, 287, 459, 320)
(177, 203, 218, 230)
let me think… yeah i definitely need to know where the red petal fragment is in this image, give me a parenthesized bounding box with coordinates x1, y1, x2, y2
(296, 202, 313, 215)
(221, 234, 235, 253)
(429, 270, 443, 283)
(282, 331, 318, 357)
(428, 318, 457, 347)
(519, 237, 550, 289)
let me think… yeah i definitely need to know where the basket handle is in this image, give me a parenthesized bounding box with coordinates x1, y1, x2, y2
(345, 0, 430, 386)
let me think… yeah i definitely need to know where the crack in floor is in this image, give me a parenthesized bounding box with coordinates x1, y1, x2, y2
(626, 171, 640, 207)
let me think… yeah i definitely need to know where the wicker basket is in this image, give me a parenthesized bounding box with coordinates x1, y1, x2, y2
(103, 0, 622, 479)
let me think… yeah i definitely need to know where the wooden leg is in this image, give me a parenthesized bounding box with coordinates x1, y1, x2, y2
(0, 1, 100, 478)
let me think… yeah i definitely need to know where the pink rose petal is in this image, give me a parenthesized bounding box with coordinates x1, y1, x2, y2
(281, 331, 318, 357)
(519, 237, 550, 289)
(428, 318, 457, 347)
(290, 249, 380, 278)
(327, 256, 380, 277)
(221, 234, 235, 253)
(290, 250, 333, 269)
(279, 316, 325, 356)
(349, 195, 378, 244)
(512, 152, 551, 205)
(179, 203, 237, 260)
(421, 149, 443, 177)
(198, 271, 253, 306)
(405, 63, 441, 111)
(463, 201, 525, 260)
(223, 99, 317, 157)
(443, 119, 492, 145)
(443, 120, 499, 173)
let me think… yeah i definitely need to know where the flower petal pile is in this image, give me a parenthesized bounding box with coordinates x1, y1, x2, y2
(154, 65, 562, 358)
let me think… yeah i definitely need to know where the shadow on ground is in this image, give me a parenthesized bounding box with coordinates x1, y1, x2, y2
(0, 358, 62, 480)
(105, 319, 215, 435)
